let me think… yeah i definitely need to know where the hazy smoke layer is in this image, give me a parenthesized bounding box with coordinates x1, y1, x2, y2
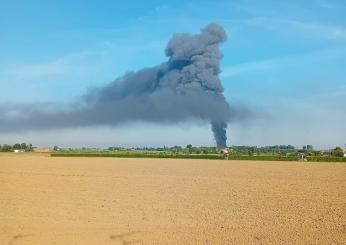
(0, 23, 231, 147)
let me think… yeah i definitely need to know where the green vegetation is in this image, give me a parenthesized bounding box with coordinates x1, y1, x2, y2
(230, 145, 296, 156)
(0, 143, 33, 152)
(0, 142, 342, 162)
(307, 156, 346, 162)
(51, 144, 346, 162)
(51, 152, 224, 160)
(332, 147, 344, 157)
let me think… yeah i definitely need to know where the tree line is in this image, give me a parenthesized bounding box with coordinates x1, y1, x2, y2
(106, 144, 345, 158)
(0, 143, 33, 152)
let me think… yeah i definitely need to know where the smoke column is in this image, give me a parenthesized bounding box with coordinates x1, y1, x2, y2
(0, 23, 231, 147)
(211, 121, 227, 148)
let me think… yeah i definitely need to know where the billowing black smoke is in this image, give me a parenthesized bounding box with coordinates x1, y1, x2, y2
(211, 121, 227, 148)
(0, 23, 231, 147)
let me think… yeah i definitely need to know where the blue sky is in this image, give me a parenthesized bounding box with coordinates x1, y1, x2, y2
(0, 0, 345, 148)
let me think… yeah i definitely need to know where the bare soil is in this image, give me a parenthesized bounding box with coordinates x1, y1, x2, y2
(1, 153, 345, 244)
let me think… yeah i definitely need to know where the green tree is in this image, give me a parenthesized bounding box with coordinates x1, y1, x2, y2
(186, 144, 192, 153)
(26, 144, 33, 152)
(332, 147, 344, 157)
(1, 144, 13, 152)
(20, 143, 27, 150)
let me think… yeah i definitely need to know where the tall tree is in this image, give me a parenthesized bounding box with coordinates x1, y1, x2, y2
(186, 144, 193, 153)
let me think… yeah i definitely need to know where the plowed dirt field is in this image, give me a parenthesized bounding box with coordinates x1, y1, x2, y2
(1, 154, 345, 244)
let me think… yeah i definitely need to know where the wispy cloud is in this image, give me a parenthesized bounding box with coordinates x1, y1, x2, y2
(7, 61, 67, 80)
(3, 50, 107, 80)
(154, 4, 170, 14)
(220, 17, 346, 40)
(221, 58, 280, 77)
(221, 47, 346, 77)
(281, 19, 346, 39)
(315, 0, 341, 9)
(302, 84, 346, 103)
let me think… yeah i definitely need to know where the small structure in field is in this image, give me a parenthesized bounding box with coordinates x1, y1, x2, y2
(298, 153, 307, 162)
(14, 149, 25, 153)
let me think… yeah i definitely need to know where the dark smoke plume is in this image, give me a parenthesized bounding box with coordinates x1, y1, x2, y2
(211, 121, 227, 148)
(0, 23, 231, 147)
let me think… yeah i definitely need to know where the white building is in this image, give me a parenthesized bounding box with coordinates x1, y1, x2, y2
(14, 149, 24, 153)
